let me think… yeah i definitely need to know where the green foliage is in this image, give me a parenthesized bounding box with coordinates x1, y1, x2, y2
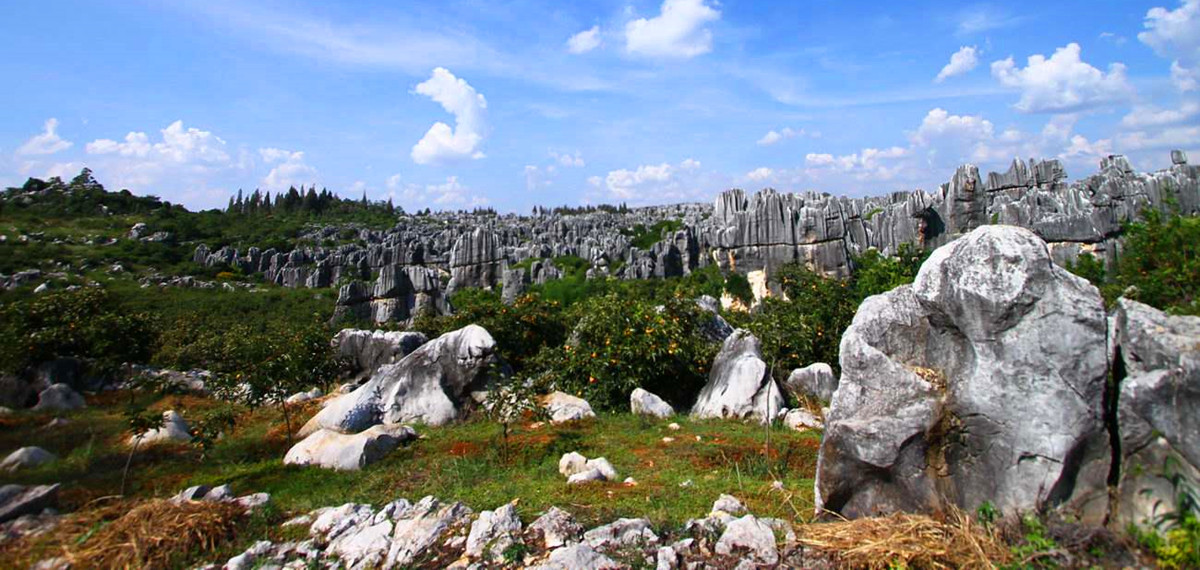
(530, 293, 718, 411)
(743, 245, 927, 377)
(1130, 454, 1200, 569)
(1063, 253, 1107, 291)
(621, 219, 684, 250)
(417, 289, 569, 373)
(189, 406, 239, 459)
(1109, 209, 1200, 315)
(1004, 514, 1060, 569)
(723, 272, 754, 306)
(976, 501, 999, 529)
(0, 288, 157, 376)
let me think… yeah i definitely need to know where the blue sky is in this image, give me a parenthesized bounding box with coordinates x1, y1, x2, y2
(1, 0, 1197, 212)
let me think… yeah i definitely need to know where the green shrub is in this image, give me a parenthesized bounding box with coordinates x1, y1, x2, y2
(415, 289, 568, 373)
(0, 288, 157, 376)
(529, 293, 718, 411)
(1109, 210, 1200, 315)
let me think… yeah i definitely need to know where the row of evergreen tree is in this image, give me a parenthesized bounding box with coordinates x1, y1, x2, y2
(225, 186, 400, 217)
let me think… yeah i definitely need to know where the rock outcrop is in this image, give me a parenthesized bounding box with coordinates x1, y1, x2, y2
(332, 329, 428, 381)
(300, 325, 503, 435)
(32, 384, 85, 412)
(189, 153, 1198, 326)
(284, 424, 418, 471)
(1, 447, 56, 472)
(1109, 298, 1200, 529)
(128, 410, 192, 447)
(816, 225, 1111, 523)
(630, 388, 674, 418)
(784, 363, 837, 402)
(0, 484, 59, 524)
(691, 330, 784, 423)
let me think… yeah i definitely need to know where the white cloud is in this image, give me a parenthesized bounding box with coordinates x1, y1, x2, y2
(81, 120, 232, 192)
(935, 46, 979, 83)
(524, 164, 557, 191)
(550, 150, 585, 167)
(1139, 0, 1200, 91)
(386, 173, 403, 190)
(756, 127, 812, 146)
(17, 118, 72, 156)
(680, 158, 701, 170)
(745, 167, 774, 182)
(587, 175, 603, 187)
(411, 68, 488, 165)
(625, 0, 720, 59)
(259, 148, 318, 191)
(910, 108, 995, 146)
(567, 26, 602, 54)
(1121, 100, 1200, 128)
(598, 158, 711, 203)
(1099, 32, 1127, 45)
(426, 176, 488, 206)
(803, 147, 910, 182)
(991, 43, 1134, 113)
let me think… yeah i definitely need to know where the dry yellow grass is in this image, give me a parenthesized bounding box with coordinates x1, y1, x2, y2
(798, 508, 1010, 569)
(1, 498, 244, 569)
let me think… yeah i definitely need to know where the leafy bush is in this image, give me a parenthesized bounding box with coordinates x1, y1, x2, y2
(413, 289, 568, 372)
(529, 293, 718, 411)
(1109, 210, 1200, 315)
(741, 245, 926, 377)
(0, 288, 157, 377)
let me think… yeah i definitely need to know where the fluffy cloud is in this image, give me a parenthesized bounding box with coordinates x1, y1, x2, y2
(991, 43, 1134, 113)
(17, 118, 72, 156)
(803, 147, 909, 181)
(745, 167, 774, 182)
(402, 175, 488, 207)
(81, 120, 232, 191)
(598, 158, 712, 203)
(1121, 100, 1200, 128)
(1139, 0, 1200, 91)
(259, 147, 318, 190)
(411, 68, 488, 165)
(910, 108, 995, 146)
(935, 46, 979, 83)
(567, 26, 602, 54)
(625, 0, 720, 59)
(756, 127, 814, 146)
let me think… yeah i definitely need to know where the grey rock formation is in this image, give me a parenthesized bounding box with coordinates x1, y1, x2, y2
(691, 330, 784, 423)
(32, 384, 85, 412)
(583, 518, 659, 549)
(385, 496, 473, 568)
(532, 542, 620, 570)
(1, 447, 56, 472)
(501, 267, 530, 304)
(302, 325, 502, 434)
(0, 484, 59, 524)
(284, 424, 418, 471)
(630, 388, 675, 418)
(695, 295, 734, 343)
(465, 502, 522, 559)
(816, 226, 1111, 523)
(784, 363, 837, 402)
(1109, 298, 1200, 529)
(714, 515, 778, 565)
(332, 328, 428, 381)
(185, 153, 1197, 330)
(527, 507, 583, 549)
(542, 391, 596, 423)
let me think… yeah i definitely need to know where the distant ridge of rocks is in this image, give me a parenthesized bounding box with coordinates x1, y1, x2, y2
(189, 152, 1199, 323)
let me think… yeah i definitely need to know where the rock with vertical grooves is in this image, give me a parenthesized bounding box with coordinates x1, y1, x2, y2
(816, 225, 1111, 523)
(691, 330, 784, 423)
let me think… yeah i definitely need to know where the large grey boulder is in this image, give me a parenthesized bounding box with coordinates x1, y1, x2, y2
(784, 363, 837, 402)
(695, 295, 735, 343)
(0, 484, 59, 524)
(630, 388, 674, 418)
(32, 384, 85, 412)
(1109, 298, 1200, 529)
(301, 325, 502, 434)
(714, 514, 779, 565)
(332, 329, 428, 381)
(284, 424, 417, 471)
(816, 226, 1111, 523)
(691, 330, 784, 423)
(1, 447, 56, 472)
(531, 542, 620, 570)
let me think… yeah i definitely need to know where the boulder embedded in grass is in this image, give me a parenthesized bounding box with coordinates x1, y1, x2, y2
(542, 391, 595, 423)
(284, 424, 417, 471)
(630, 388, 674, 418)
(1, 447, 56, 472)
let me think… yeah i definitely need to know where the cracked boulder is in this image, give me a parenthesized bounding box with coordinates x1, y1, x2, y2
(1109, 298, 1200, 529)
(691, 330, 784, 423)
(301, 324, 503, 435)
(816, 226, 1111, 523)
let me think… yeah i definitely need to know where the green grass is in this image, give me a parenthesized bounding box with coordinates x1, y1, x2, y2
(0, 390, 821, 566)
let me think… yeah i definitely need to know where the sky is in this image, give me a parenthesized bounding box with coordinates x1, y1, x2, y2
(1, 0, 1198, 213)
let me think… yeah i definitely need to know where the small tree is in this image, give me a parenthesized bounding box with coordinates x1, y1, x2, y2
(481, 372, 545, 463)
(121, 405, 165, 496)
